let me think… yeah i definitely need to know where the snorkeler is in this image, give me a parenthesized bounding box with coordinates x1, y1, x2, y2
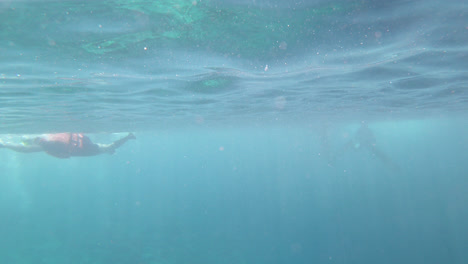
(342, 122, 400, 170)
(0, 133, 135, 159)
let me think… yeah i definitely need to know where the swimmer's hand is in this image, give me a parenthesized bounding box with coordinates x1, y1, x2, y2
(128, 133, 136, 140)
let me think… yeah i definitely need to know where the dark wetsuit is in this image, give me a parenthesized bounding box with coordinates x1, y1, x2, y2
(38, 133, 100, 158)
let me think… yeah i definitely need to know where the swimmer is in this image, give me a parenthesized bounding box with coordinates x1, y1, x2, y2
(342, 122, 400, 170)
(0, 133, 135, 159)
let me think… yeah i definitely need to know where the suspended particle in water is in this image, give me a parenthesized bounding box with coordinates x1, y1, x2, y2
(279, 41, 288, 50)
(195, 115, 204, 124)
(274, 96, 287, 110)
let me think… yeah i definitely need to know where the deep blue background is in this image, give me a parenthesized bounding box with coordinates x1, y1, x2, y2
(1, 120, 467, 264)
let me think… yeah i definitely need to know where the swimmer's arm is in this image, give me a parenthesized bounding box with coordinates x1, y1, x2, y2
(0, 143, 43, 153)
(96, 133, 136, 154)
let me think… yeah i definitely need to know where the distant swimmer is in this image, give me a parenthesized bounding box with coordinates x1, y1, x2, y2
(343, 122, 400, 170)
(0, 133, 135, 159)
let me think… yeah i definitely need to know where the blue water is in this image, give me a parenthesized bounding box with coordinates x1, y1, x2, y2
(1, 0, 468, 263)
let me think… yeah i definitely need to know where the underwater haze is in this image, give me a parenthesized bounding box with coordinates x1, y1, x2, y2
(1, 0, 468, 263)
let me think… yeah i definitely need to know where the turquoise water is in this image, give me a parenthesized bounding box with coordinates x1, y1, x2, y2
(1, 0, 468, 263)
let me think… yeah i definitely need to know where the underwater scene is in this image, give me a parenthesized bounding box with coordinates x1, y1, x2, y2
(1, 0, 467, 263)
